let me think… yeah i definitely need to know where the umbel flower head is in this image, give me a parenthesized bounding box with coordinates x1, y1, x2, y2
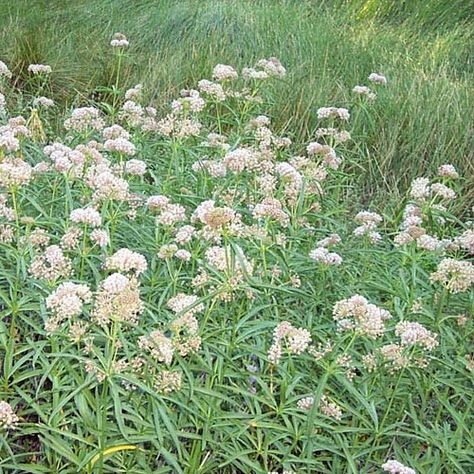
(430, 258, 474, 293)
(110, 32, 129, 48)
(0, 401, 19, 429)
(333, 295, 391, 339)
(45, 282, 92, 333)
(268, 321, 311, 365)
(92, 273, 144, 325)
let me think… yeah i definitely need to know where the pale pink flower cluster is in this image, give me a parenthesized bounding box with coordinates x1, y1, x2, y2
(268, 321, 311, 365)
(43, 142, 90, 176)
(212, 64, 238, 81)
(70, 207, 102, 227)
(110, 32, 129, 48)
(395, 321, 438, 350)
(309, 247, 342, 265)
(197, 80, 226, 101)
(0, 93, 5, 115)
(255, 57, 286, 77)
(409, 177, 430, 202)
(205, 245, 253, 278)
(172, 89, 205, 113)
(29, 245, 72, 280)
(317, 233, 341, 248)
(438, 164, 458, 179)
(430, 258, 474, 293)
(0, 60, 12, 79)
(353, 85, 376, 100)
(298, 394, 342, 420)
(368, 72, 387, 85)
(317, 107, 350, 121)
(28, 64, 52, 75)
(33, 96, 55, 108)
(138, 330, 174, 364)
(104, 137, 136, 156)
(223, 147, 257, 173)
(148, 197, 186, 226)
(124, 159, 146, 176)
(174, 225, 195, 244)
(275, 162, 303, 200)
(456, 229, 474, 254)
(192, 159, 227, 177)
(333, 295, 391, 339)
(192, 200, 237, 233)
(409, 176, 456, 204)
(106, 248, 147, 275)
(315, 127, 351, 143)
(167, 293, 204, 318)
(64, 107, 105, 132)
(87, 166, 129, 202)
(103, 124, 130, 140)
(306, 142, 341, 170)
(90, 229, 109, 247)
(0, 401, 19, 429)
(353, 210, 383, 243)
(382, 460, 415, 474)
(125, 84, 143, 101)
(252, 197, 289, 226)
(0, 157, 32, 187)
(92, 273, 144, 325)
(45, 282, 92, 332)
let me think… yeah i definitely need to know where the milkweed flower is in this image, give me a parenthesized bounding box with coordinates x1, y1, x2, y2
(92, 273, 144, 325)
(110, 32, 129, 48)
(0, 131, 19, 154)
(33, 96, 55, 108)
(124, 159, 146, 176)
(167, 293, 204, 318)
(212, 64, 238, 81)
(255, 57, 286, 77)
(353, 210, 383, 243)
(0, 60, 12, 79)
(309, 247, 342, 265)
(409, 177, 430, 203)
(104, 138, 136, 156)
(268, 321, 311, 365)
(28, 64, 52, 75)
(64, 107, 105, 132)
(90, 229, 109, 247)
(368, 72, 387, 85)
(29, 245, 72, 281)
(438, 164, 458, 179)
(45, 282, 92, 332)
(430, 258, 474, 293)
(106, 248, 147, 275)
(456, 229, 474, 254)
(0, 157, 32, 186)
(0, 93, 6, 115)
(70, 207, 102, 227)
(317, 107, 350, 121)
(395, 321, 438, 350)
(125, 84, 143, 101)
(333, 295, 391, 339)
(382, 460, 415, 474)
(353, 85, 376, 100)
(139, 330, 174, 364)
(0, 401, 19, 429)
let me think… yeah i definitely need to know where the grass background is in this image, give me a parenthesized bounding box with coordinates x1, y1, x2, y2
(0, 0, 473, 198)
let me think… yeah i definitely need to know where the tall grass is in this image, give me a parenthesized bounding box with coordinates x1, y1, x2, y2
(0, 0, 472, 201)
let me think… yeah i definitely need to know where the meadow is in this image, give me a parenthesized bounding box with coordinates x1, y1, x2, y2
(0, 1, 473, 473)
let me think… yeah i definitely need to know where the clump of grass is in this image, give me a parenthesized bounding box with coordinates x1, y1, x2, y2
(0, 0, 472, 202)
